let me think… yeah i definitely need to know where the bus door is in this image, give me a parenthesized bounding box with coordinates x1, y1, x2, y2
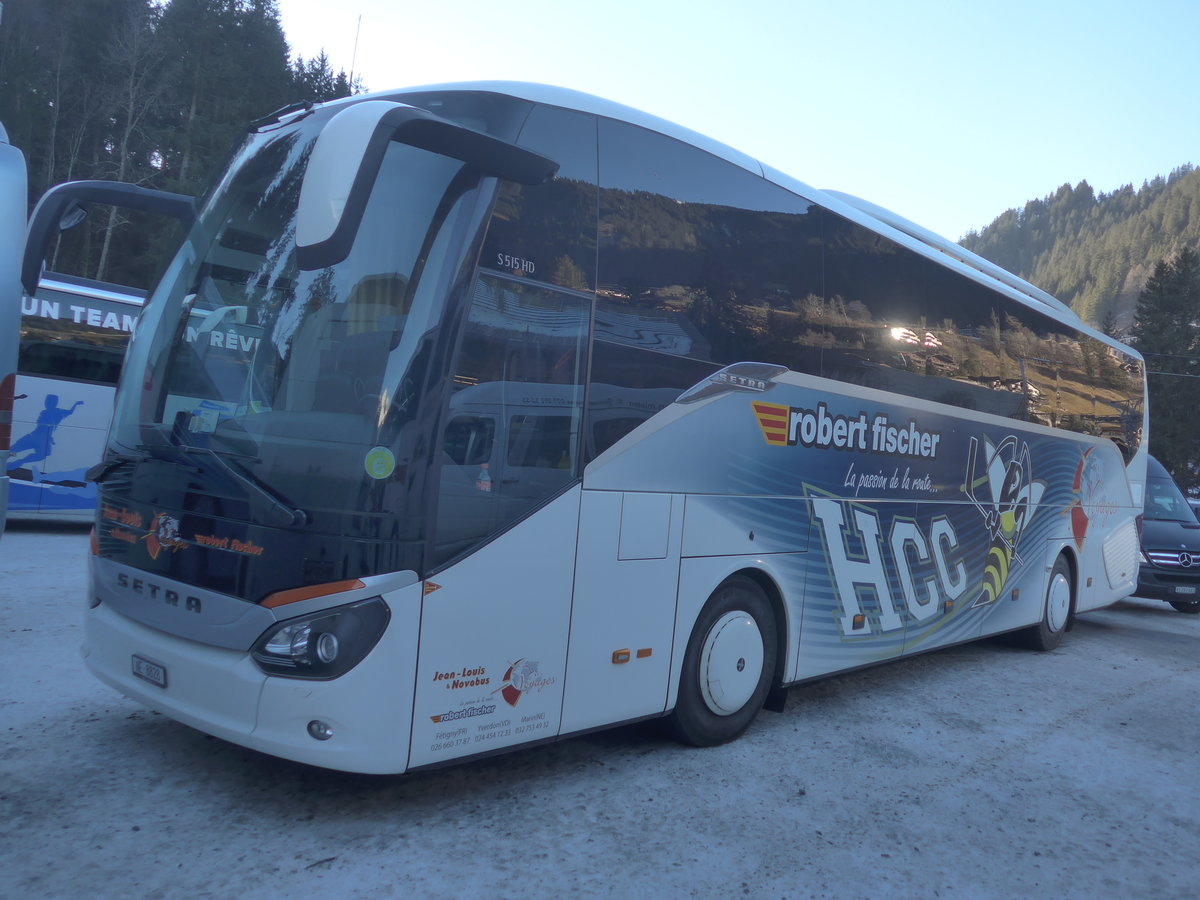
(408, 272, 589, 767)
(495, 391, 579, 508)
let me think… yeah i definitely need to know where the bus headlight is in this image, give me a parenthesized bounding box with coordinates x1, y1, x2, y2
(251, 597, 390, 679)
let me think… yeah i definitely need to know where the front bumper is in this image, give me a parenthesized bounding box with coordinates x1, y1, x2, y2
(83, 583, 422, 774)
(1135, 565, 1200, 604)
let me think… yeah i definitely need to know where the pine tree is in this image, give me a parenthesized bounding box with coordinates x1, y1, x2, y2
(290, 50, 359, 103)
(1131, 248, 1200, 487)
(961, 167, 1200, 330)
(0, 0, 360, 289)
(157, 0, 293, 196)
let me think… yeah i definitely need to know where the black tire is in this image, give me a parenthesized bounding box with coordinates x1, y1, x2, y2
(1168, 600, 1200, 614)
(1020, 554, 1072, 651)
(669, 575, 778, 747)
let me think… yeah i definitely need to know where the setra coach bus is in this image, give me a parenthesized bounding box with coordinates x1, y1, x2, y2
(47, 83, 1147, 773)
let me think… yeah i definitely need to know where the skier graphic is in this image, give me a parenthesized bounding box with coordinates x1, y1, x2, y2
(7, 394, 84, 470)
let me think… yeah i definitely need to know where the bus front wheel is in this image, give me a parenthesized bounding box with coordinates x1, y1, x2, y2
(670, 575, 777, 747)
(1021, 554, 1072, 651)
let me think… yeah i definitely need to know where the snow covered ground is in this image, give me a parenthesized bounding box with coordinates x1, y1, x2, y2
(2, 523, 1198, 898)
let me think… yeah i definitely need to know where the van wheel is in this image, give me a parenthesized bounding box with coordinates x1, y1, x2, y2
(1021, 555, 1072, 651)
(1168, 600, 1200, 614)
(670, 575, 777, 747)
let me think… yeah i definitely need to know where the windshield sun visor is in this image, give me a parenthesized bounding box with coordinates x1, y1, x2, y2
(296, 100, 559, 271)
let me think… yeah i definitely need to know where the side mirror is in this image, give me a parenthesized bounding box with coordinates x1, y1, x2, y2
(296, 100, 558, 271)
(23, 180, 196, 296)
(58, 202, 88, 231)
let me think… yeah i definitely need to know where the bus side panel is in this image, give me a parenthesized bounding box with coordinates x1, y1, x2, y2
(406, 488, 582, 769)
(0, 133, 26, 536)
(1078, 518, 1139, 612)
(1072, 444, 1139, 611)
(891, 500, 987, 654)
(797, 499, 915, 679)
(560, 490, 682, 734)
(587, 374, 1140, 680)
(8, 375, 113, 518)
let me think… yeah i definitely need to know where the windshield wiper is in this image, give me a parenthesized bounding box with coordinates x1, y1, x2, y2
(86, 452, 141, 484)
(87, 445, 203, 483)
(163, 416, 309, 527)
(250, 100, 313, 132)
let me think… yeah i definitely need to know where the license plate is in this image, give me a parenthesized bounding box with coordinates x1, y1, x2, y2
(1175, 585, 1197, 595)
(132, 655, 168, 688)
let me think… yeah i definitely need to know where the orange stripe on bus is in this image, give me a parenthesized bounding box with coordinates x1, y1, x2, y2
(261, 579, 366, 608)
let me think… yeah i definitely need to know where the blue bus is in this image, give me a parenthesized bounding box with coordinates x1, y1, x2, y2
(8, 274, 144, 520)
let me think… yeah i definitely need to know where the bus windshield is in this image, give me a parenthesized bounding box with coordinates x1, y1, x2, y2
(1144, 473, 1198, 524)
(109, 112, 492, 545)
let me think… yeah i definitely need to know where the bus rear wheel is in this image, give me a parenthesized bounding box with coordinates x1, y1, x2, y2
(670, 575, 777, 747)
(1021, 554, 1072, 651)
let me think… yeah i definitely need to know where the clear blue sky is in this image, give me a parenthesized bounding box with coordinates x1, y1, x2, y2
(277, 0, 1199, 242)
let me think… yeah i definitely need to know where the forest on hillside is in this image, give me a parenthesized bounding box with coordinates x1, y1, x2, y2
(963, 169, 1200, 483)
(961, 165, 1200, 332)
(0, 0, 359, 288)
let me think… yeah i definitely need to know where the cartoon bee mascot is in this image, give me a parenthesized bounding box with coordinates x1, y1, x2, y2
(962, 436, 1045, 607)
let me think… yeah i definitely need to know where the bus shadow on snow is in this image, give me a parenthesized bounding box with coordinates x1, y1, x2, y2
(94, 700, 674, 810)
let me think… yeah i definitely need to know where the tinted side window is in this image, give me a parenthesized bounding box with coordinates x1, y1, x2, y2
(820, 212, 1144, 453)
(596, 119, 822, 369)
(587, 339, 715, 459)
(817, 222, 1053, 419)
(1054, 332, 1143, 456)
(589, 120, 822, 453)
(482, 104, 598, 292)
(19, 286, 139, 385)
(432, 272, 590, 569)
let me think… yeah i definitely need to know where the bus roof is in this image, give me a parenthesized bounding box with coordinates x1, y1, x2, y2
(37, 272, 147, 306)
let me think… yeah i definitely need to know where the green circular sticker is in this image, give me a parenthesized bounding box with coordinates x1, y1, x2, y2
(364, 446, 396, 480)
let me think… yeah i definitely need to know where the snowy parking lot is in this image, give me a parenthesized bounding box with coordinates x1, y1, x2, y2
(2, 523, 1198, 899)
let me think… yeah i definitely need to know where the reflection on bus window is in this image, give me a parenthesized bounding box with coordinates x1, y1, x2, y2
(433, 272, 589, 567)
(19, 284, 141, 386)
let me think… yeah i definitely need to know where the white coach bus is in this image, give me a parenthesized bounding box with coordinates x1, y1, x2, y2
(53, 83, 1146, 773)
